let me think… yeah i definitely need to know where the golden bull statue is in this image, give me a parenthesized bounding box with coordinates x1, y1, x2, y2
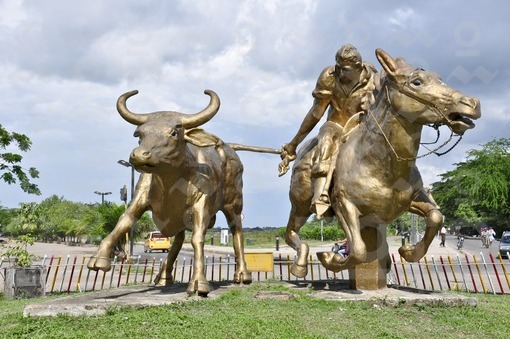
(88, 89, 256, 296)
(279, 48, 481, 288)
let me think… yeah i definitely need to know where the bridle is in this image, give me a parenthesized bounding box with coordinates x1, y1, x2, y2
(367, 73, 462, 161)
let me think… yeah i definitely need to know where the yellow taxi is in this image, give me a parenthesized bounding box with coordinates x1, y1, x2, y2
(144, 231, 171, 253)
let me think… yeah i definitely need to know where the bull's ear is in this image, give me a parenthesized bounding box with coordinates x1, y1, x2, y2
(184, 128, 220, 147)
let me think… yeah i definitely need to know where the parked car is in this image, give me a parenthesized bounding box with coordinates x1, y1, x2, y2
(499, 231, 510, 258)
(144, 231, 171, 253)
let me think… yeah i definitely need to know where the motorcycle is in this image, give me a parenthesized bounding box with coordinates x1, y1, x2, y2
(457, 235, 465, 250)
(332, 242, 349, 258)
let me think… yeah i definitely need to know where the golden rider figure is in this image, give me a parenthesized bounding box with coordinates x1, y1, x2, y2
(279, 44, 376, 218)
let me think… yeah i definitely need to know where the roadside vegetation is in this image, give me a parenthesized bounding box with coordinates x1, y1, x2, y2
(1, 137, 509, 248)
(0, 282, 509, 338)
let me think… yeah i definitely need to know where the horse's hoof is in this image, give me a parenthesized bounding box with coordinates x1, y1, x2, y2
(290, 263, 308, 278)
(87, 256, 111, 271)
(398, 245, 420, 262)
(317, 252, 350, 272)
(316, 251, 335, 265)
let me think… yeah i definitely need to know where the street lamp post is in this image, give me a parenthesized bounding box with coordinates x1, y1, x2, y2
(94, 191, 112, 204)
(118, 160, 135, 258)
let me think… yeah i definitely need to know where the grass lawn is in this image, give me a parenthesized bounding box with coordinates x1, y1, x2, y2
(1, 282, 509, 338)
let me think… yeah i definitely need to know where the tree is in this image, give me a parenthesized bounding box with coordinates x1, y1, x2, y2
(37, 195, 104, 242)
(0, 124, 40, 195)
(95, 202, 155, 240)
(0, 205, 17, 234)
(432, 138, 510, 235)
(4, 202, 43, 237)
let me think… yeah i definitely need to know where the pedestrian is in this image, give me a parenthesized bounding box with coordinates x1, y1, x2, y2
(440, 226, 447, 247)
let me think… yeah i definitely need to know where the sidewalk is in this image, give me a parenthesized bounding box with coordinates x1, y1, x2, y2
(1, 234, 458, 260)
(186, 235, 460, 258)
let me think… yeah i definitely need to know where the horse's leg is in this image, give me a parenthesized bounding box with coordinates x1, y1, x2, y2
(399, 188, 443, 262)
(317, 199, 366, 271)
(284, 206, 311, 278)
(224, 209, 252, 284)
(154, 230, 185, 286)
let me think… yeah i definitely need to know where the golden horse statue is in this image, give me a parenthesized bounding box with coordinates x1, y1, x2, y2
(284, 48, 481, 279)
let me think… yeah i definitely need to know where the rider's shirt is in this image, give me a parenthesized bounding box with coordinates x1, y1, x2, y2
(312, 63, 376, 127)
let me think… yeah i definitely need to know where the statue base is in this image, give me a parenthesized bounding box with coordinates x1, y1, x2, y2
(348, 225, 388, 290)
(348, 259, 387, 290)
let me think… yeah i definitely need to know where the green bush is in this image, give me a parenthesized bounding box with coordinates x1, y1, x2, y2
(277, 218, 345, 241)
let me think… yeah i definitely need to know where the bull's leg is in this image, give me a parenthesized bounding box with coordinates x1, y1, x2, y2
(88, 213, 139, 272)
(224, 210, 252, 284)
(187, 207, 211, 296)
(399, 188, 442, 262)
(285, 207, 311, 278)
(88, 176, 149, 272)
(155, 230, 185, 286)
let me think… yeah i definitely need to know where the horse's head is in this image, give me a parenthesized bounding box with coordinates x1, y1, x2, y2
(375, 48, 481, 135)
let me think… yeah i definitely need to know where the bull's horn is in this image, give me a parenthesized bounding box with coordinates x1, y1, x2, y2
(116, 90, 151, 125)
(180, 90, 220, 128)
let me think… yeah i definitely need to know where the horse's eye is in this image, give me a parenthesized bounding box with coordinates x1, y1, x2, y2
(411, 79, 422, 86)
(170, 130, 178, 137)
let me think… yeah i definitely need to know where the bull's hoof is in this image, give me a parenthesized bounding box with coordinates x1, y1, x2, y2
(290, 263, 308, 278)
(234, 271, 252, 284)
(87, 256, 112, 271)
(398, 245, 423, 262)
(154, 274, 174, 286)
(187, 280, 211, 296)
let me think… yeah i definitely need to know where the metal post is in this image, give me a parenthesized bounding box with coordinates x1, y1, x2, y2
(275, 236, 280, 251)
(118, 160, 136, 259)
(129, 165, 135, 257)
(320, 219, 324, 242)
(94, 191, 112, 204)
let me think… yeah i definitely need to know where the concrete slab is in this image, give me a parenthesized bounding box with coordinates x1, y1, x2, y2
(298, 281, 478, 307)
(23, 281, 477, 317)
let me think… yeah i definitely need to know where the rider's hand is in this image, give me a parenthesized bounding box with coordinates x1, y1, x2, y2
(278, 143, 297, 177)
(281, 143, 296, 160)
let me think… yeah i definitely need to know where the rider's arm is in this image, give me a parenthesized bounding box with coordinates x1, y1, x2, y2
(282, 66, 334, 157)
(283, 97, 329, 155)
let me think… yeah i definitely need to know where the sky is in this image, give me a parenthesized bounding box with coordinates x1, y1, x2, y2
(1, 0, 509, 229)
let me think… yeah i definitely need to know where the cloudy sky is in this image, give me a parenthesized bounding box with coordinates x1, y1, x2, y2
(1, 0, 508, 228)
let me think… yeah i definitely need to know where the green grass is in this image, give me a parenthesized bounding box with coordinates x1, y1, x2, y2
(1, 283, 509, 338)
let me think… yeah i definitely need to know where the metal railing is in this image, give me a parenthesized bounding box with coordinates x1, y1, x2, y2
(1, 252, 509, 295)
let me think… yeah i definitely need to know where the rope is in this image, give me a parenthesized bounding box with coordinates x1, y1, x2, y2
(367, 80, 462, 162)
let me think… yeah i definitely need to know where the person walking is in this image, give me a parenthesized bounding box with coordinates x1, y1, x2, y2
(439, 226, 447, 247)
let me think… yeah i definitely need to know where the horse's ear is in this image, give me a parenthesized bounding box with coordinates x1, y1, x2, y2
(376, 48, 399, 78)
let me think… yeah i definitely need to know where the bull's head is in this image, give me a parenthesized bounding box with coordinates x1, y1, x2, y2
(117, 90, 220, 173)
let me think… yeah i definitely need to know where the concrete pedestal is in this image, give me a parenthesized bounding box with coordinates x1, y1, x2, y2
(349, 225, 388, 290)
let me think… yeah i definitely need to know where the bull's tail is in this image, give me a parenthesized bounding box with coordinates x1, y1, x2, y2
(228, 143, 282, 155)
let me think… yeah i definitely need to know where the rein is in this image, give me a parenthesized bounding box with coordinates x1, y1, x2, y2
(367, 78, 462, 161)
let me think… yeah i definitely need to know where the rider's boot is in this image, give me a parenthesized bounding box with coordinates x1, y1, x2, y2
(310, 175, 331, 219)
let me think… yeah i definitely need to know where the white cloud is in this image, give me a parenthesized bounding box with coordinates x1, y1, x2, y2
(0, 0, 27, 28)
(1, 0, 508, 228)
(389, 7, 416, 29)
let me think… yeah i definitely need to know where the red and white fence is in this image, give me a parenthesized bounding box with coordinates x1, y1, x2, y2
(1, 252, 509, 295)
